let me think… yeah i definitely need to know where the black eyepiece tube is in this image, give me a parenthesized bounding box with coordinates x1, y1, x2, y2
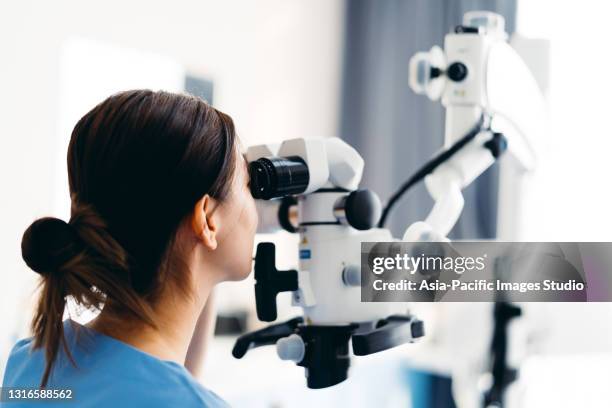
(248, 156, 310, 200)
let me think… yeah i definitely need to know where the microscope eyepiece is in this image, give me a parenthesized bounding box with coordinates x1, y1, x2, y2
(249, 156, 309, 199)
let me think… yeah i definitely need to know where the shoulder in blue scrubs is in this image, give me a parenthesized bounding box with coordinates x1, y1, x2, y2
(2, 320, 228, 407)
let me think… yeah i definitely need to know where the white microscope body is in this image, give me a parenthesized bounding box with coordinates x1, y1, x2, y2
(246, 137, 396, 323)
(235, 137, 422, 389)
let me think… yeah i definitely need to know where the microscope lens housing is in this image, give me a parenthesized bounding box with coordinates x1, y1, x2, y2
(248, 156, 310, 200)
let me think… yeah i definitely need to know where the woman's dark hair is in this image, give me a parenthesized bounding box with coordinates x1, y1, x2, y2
(20, 90, 237, 387)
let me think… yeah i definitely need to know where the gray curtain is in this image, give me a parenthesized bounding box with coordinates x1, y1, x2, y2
(340, 0, 517, 240)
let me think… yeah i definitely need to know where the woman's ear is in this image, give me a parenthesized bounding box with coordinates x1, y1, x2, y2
(191, 194, 219, 251)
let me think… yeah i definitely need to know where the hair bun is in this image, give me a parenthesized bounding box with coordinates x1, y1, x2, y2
(21, 217, 82, 275)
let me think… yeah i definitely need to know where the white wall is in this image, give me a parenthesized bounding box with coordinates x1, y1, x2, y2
(516, 0, 612, 240)
(0, 0, 344, 373)
(505, 3, 612, 407)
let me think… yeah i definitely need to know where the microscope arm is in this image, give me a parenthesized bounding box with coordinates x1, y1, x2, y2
(406, 12, 545, 244)
(403, 131, 506, 240)
(422, 179, 463, 239)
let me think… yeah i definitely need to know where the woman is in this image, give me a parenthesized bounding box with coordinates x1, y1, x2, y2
(2, 90, 258, 407)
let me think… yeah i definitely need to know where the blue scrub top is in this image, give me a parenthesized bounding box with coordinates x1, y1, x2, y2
(1, 320, 229, 407)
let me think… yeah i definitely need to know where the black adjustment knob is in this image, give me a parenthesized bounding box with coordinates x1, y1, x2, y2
(254, 242, 299, 322)
(430, 66, 443, 79)
(352, 315, 424, 356)
(447, 62, 468, 82)
(484, 132, 508, 159)
(334, 189, 382, 231)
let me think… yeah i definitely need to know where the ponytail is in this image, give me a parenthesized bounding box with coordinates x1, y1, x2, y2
(21, 202, 156, 387)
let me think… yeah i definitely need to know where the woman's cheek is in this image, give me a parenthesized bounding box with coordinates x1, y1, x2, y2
(229, 191, 256, 280)
(243, 196, 258, 278)
(250, 197, 259, 233)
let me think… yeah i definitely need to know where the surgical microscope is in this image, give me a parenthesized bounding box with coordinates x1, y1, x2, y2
(232, 10, 546, 397)
(232, 137, 424, 389)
